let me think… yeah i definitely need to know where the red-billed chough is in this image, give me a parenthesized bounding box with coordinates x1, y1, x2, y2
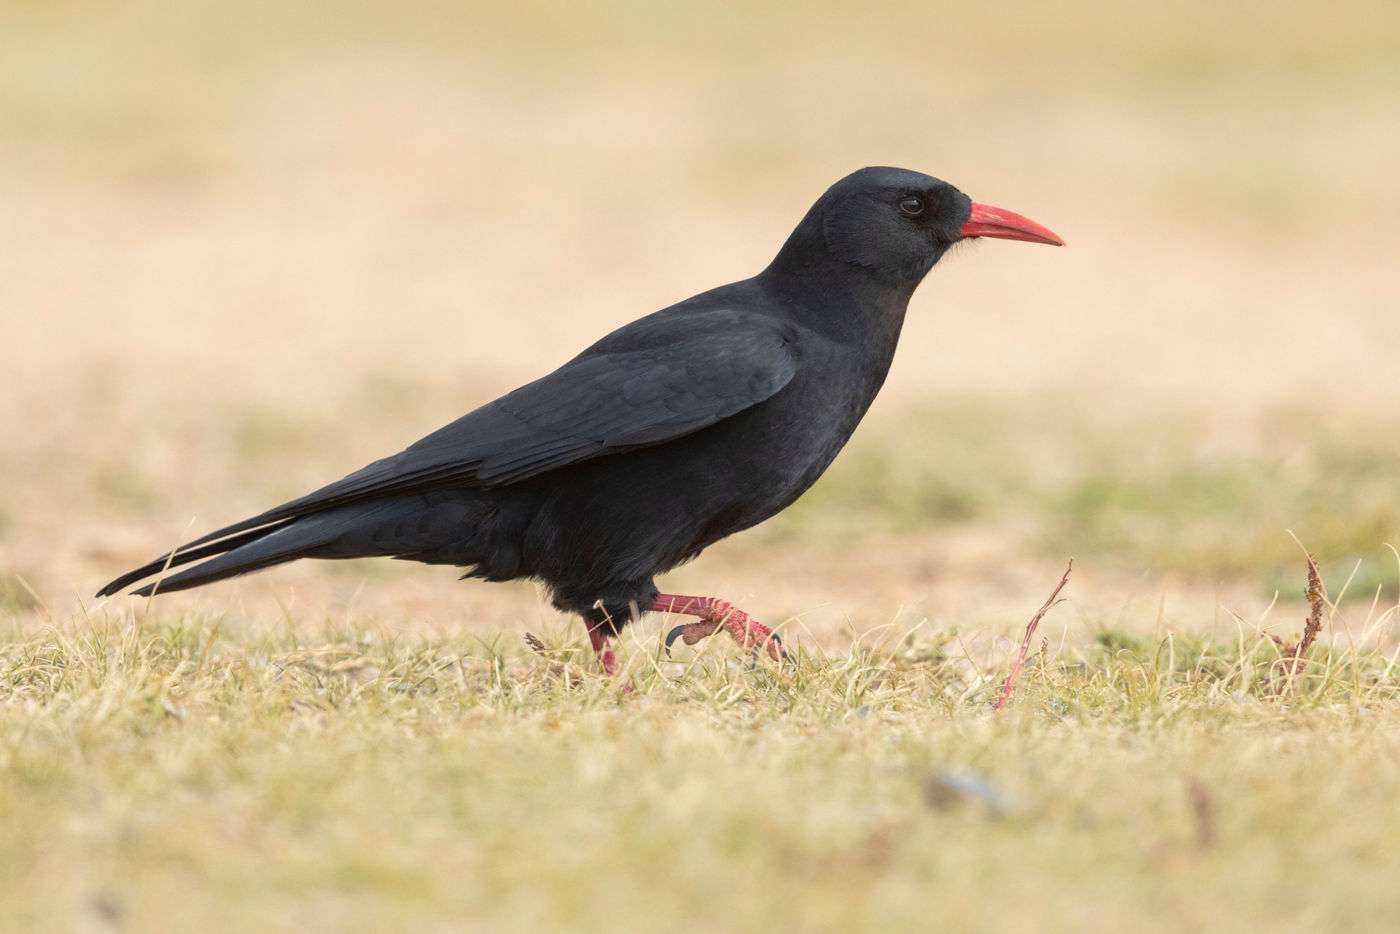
(97, 166, 1063, 673)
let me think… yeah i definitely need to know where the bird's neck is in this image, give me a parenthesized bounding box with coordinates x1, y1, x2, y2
(758, 257, 917, 348)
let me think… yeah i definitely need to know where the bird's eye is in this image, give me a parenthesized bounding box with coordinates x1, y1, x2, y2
(898, 196, 926, 217)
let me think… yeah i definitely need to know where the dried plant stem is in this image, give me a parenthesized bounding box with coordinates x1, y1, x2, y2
(1267, 554, 1326, 694)
(993, 559, 1073, 710)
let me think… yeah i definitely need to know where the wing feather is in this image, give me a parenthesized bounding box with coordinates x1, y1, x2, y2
(163, 309, 797, 547)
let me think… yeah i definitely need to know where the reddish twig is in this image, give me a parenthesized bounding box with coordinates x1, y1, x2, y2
(1265, 554, 1326, 694)
(993, 560, 1073, 710)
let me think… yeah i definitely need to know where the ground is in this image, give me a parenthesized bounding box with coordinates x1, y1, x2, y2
(2, 2, 1399, 931)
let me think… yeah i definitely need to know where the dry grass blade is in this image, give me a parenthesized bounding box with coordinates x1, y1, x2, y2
(521, 630, 587, 688)
(993, 559, 1072, 710)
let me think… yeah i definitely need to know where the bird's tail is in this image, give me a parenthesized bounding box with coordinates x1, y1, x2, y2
(98, 490, 518, 599)
(96, 493, 504, 598)
(96, 515, 341, 597)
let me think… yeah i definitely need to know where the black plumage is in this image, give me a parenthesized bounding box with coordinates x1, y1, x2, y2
(98, 166, 1063, 671)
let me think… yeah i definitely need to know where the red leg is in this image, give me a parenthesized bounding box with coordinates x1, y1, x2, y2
(651, 594, 788, 662)
(586, 624, 620, 676)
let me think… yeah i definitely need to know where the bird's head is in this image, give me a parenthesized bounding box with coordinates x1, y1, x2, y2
(776, 166, 1064, 288)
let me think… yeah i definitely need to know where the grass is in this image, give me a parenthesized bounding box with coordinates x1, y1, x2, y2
(4, 569, 1399, 934)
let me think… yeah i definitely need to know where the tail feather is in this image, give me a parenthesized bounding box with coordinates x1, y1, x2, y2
(118, 516, 350, 597)
(128, 527, 321, 596)
(97, 492, 504, 598)
(98, 516, 342, 598)
(95, 520, 297, 597)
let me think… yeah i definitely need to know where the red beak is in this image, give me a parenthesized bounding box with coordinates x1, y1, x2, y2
(960, 202, 1065, 246)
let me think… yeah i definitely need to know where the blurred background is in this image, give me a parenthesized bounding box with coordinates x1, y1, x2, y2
(3, 0, 1397, 646)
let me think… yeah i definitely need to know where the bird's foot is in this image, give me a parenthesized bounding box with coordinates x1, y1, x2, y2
(654, 594, 789, 663)
(587, 626, 620, 676)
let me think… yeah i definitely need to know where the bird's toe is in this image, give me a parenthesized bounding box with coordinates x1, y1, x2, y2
(763, 630, 793, 664)
(663, 620, 722, 656)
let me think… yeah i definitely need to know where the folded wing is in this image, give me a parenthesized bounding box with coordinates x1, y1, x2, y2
(97, 309, 798, 596)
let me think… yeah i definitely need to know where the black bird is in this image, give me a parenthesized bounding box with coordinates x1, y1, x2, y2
(97, 167, 1063, 673)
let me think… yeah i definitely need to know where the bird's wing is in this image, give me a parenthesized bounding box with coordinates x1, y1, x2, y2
(172, 310, 798, 549)
(390, 311, 798, 487)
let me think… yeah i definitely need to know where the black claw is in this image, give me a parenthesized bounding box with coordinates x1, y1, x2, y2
(664, 624, 688, 656)
(765, 630, 794, 664)
(743, 630, 792, 664)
